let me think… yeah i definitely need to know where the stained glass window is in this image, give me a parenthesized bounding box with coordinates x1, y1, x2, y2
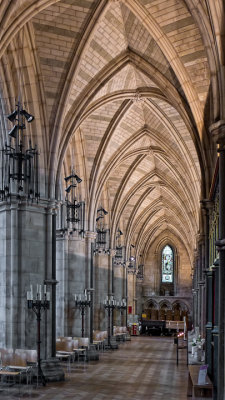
(162, 245, 173, 283)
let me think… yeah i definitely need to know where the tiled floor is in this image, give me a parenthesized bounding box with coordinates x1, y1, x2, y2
(0, 336, 189, 399)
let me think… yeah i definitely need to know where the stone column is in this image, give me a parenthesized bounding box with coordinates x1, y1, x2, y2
(110, 250, 117, 333)
(85, 231, 96, 342)
(212, 262, 219, 397)
(56, 230, 87, 338)
(201, 200, 213, 376)
(113, 264, 124, 326)
(197, 237, 206, 336)
(0, 199, 55, 358)
(205, 269, 213, 377)
(192, 251, 199, 328)
(133, 272, 137, 316)
(56, 231, 69, 338)
(93, 251, 109, 331)
(127, 270, 137, 323)
(123, 265, 127, 326)
(196, 243, 202, 331)
(198, 282, 205, 336)
(210, 121, 225, 400)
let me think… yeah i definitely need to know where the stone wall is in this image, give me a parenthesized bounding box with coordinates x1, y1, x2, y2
(0, 200, 54, 358)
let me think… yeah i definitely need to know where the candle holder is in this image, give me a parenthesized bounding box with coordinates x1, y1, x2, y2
(27, 284, 50, 386)
(117, 298, 127, 326)
(74, 290, 91, 337)
(104, 295, 117, 347)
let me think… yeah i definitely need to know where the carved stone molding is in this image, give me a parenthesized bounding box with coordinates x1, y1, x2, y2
(85, 231, 97, 242)
(209, 120, 225, 147)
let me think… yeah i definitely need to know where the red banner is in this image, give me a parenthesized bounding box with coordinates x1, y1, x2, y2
(128, 306, 132, 314)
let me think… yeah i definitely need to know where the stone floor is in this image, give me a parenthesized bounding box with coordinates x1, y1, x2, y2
(0, 336, 189, 399)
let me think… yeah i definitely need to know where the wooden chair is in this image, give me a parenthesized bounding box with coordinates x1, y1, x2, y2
(24, 349, 37, 364)
(56, 339, 74, 371)
(77, 338, 89, 349)
(0, 348, 14, 366)
(0, 349, 29, 388)
(13, 350, 32, 385)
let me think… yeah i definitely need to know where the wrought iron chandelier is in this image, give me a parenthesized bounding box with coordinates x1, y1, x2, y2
(137, 254, 144, 280)
(64, 169, 85, 236)
(114, 228, 125, 265)
(94, 206, 110, 254)
(127, 244, 136, 274)
(1, 101, 39, 202)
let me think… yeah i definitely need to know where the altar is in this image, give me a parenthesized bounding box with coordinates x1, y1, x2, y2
(141, 319, 185, 335)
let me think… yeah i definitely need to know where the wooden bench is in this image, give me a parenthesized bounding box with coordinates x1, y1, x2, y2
(187, 365, 213, 398)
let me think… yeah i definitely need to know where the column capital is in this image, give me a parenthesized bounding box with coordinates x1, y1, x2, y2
(215, 239, 225, 251)
(200, 199, 213, 210)
(110, 249, 117, 257)
(209, 120, 225, 147)
(85, 231, 96, 241)
(205, 269, 213, 276)
(196, 233, 205, 245)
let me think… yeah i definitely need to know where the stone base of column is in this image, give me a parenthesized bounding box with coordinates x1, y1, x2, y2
(212, 328, 219, 399)
(205, 324, 213, 377)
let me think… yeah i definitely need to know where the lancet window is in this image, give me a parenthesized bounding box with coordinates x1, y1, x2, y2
(162, 245, 173, 283)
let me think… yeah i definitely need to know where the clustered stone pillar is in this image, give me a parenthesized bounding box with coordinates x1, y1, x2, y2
(110, 250, 116, 335)
(0, 199, 56, 358)
(192, 251, 199, 328)
(113, 263, 124, 326)
(205, 269, 213, 376)
(202, 200, 213, 377)
(93, 251, 108, 331)
(84, 231, 96, 342)
(218, 146, 225, 400)
(211, 121, 225, 400)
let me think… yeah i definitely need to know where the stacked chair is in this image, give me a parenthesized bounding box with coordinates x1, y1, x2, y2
(56, 337, 88, 370)
(114, 326, 128, 342)
(0, 348, 37, 392)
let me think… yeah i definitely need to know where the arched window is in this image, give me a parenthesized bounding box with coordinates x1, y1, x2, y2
(162, 245, 173, 283)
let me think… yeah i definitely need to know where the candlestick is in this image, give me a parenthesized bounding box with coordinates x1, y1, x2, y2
(27, 284, 50, 387)
(74, 289, 91, 337)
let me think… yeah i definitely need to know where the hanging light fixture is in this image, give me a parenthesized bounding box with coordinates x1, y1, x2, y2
(64, 169, 85, 236)
(127, 244, 136, 274)
(94, 206, 110, 254)
(137, 254, 144, 280)
(1, 101, 39, 202)
(114, 228, 124, 265)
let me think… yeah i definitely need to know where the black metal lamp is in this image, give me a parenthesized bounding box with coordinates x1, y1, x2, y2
(94, 206, 110, 253)
(1, 101, 39, 202)
(114, 228, 124, 265)
(27, 285, 50, 386)
(137, 254, 144, 280)
(74, 289, 91, 337)
(104, 295, 116, 347)
(64, 169, 85, 236)
(127, 244, 136, 274)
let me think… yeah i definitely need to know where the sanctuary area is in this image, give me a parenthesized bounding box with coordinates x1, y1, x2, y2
(0, 0, 224, 399)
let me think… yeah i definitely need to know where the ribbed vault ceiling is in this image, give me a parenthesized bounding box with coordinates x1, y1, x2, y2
(0, 0, 214, 267)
